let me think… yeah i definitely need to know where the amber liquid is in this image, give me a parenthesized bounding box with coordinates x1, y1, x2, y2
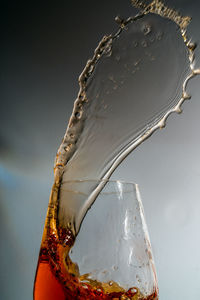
(34, 226, 158, 300)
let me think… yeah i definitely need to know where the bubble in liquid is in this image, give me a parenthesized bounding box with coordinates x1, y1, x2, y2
(142, 24, 151, 35)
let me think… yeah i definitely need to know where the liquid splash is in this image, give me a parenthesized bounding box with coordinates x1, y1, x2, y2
(34, 1, 199, 299)
(45, 0, 200, 236)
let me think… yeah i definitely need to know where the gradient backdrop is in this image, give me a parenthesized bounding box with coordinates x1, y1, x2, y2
(1, 0, 200, 299)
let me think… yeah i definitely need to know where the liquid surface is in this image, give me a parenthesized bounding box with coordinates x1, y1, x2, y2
(34, 0, 199, 299)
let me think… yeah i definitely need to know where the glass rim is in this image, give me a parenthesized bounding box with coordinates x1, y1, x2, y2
(61, 178, 138, 186)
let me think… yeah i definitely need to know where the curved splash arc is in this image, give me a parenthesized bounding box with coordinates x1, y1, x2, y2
(45, 0, 200, 237)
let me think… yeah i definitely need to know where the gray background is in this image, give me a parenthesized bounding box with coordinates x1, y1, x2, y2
(1, 0, 200, 299)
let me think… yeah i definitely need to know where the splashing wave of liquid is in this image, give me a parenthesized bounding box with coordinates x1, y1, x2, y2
(34, 2, 200, 300)
(45, 0, 199, 236)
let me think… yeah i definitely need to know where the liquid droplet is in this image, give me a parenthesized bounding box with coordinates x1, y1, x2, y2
(142, 24, 151, 35)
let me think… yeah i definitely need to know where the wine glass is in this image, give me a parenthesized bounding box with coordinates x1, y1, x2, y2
(34, 180, 158, 300)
